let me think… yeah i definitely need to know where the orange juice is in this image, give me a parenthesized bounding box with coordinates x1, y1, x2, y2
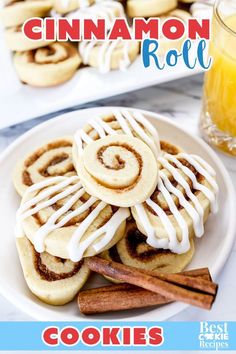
(204, 14, 236, 137)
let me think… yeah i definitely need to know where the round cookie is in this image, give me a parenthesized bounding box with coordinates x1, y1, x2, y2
(16, 175, 130, 261)
(4, 25, 54, 52)
(127, 0, 177, 18)
(0, 0, 52, 28)
(79, 40, 140, 73)
(131, 153, 218, 254)
(74, 134, 159, 207)
(13, 42, 81, 87)
(16, 236, 90, 305)
(101, 220, 195, 276)
(73, 109, 160, 162)
(13, 137, 76, 197)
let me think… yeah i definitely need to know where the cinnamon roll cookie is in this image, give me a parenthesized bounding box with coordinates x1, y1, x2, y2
(73, 110, 160, 206)
(13, 137, 76, 196)
(16, 236, 90, 305)
(79, 39, 140, 73)
(126, 0, 177, 18)
(101, 220, 195, 275)
(16, 175, 130, 261)
(13, 42, 81, 87)
(0, 0, 52, 28)
(132, 153, 219, 254)
(4, 25, 54, 52)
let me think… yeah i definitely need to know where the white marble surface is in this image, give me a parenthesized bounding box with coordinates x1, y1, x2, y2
(0, 73, 235, 327)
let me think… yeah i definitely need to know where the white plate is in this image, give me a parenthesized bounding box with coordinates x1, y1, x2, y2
(0, 30, 202, 129)
(0, 107, 235, 321)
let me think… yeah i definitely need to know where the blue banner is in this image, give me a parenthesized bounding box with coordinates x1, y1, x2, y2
(0, 321, 235, 351)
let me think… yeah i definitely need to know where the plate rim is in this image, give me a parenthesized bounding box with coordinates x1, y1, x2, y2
(0, 106, 235, 321)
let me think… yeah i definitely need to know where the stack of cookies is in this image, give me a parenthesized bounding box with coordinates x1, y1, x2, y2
(13, 109, 218, 307)
(0, 0, 213, 87)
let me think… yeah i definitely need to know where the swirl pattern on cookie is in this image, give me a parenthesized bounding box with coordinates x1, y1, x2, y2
(79, 38, 139, 73)
(101, 221, 195, 276)
(13, 42, 81, 87)
(131, 153, 218, 254)
(74, 134, 159, 207)
(13, 137, 76, 196)
(17, 236, 90, 305)
(16, 175, 130, 261)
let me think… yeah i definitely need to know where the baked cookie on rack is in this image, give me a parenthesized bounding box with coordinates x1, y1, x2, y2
(13, 42, 81, 87)
(0, 0, 52, 27)
(17, 235, 90, 305)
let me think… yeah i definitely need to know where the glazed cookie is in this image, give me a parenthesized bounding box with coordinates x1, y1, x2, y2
(13, 137, 76, 197)
(13, 42, 81, 87)
(16, 175, 130, 261)
(131, 153, 219, 254)
(4, 25, 54, 52)
(17, 236, 90, 305)
(0, 0, 52, 28)
(127, 0, 177, 18)
(73, 109, 160, 161)
(101, 220, 195, 276)
(79, 39, 140, 73)
(53, 0, 94, 15)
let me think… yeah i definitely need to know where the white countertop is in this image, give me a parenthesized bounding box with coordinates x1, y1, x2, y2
(0, 73, 235, 325)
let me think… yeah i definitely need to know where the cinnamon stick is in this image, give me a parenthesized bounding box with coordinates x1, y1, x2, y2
(139, 270, 217, 295)
(78, 284, 171, 315)
(78, 269, 212, 315)
(86, 257, 216, 310)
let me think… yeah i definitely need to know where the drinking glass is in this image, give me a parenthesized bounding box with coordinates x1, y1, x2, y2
(200, 0, 236, 156)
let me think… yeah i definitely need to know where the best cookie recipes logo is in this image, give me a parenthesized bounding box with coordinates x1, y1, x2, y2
(22, 17, 212, 71)
(42, 325, 164, 348)
(199, 322, 229, 350)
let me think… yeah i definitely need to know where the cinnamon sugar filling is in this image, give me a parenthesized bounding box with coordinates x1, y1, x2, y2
(146, 159, 205, 216)
(22, 140, 74, 186)
(34, 249, 83, 281)
(96, 142, 143, 192)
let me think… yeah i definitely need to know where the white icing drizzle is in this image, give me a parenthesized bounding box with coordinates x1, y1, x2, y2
(16, 175, 130, 261)
(74, 109, 160, 158)
(79, 38, 133, 74)
(133, 153, 218, 254)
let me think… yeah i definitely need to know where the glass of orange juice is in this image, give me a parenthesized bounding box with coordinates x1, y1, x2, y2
(200, 0, 236, 156)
